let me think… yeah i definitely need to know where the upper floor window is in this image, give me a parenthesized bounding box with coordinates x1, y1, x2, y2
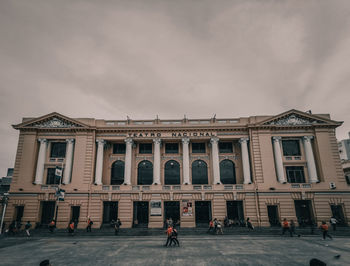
(137, 160, 153, 185)
(345, 174, 350, 185)
(164, 160, 180, 185)
(46, 168, 61, 184)
(219, 142, 233, 153)
(50, 142, 66, 158)
(113, 143, 126, 154)
(220, 159, 236, 184)
(286, 166, 305, 183)
(139, 143, 152, 154)
(111, 160, 124, 185)
(282, 140, 301, 156)
(165, 143, 179, 154)
(192, 160, 208, 184)
(192, 143, 206, 153)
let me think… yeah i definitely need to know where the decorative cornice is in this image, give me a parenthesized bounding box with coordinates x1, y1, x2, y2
(29, 117, 84, 128)
(264, 114, 325, 126)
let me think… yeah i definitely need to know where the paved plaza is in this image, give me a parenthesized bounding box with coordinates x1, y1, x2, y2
(1, 235, 349, 266)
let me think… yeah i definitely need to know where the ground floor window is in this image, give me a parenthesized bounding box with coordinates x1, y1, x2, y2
(41, 201, 55, 225)
(195, 201, 211, 226)
(103, 202, 118, 224)
(133, 201, 149, 227)
(331, 205, 347, 226)
(267, 205, 280, 226)
(226, 201, 245, 226)
(294, 200, 314, 226)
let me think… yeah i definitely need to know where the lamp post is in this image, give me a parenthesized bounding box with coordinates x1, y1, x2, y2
(0, 193, 9, 234)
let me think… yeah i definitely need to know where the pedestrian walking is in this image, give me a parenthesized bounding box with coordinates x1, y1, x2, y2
(282, 218, 291, 236)
(213, 218, 218, 233)
(24, 221, 32, 237)
(86, 217, 93, 232)
(207, 220, 214, 234)
(9, 221, 16, 236)
(114, 218, 122, 235)
(48, 219, 55, 233)
(164, 226, 173, 247)
(247, 218, 254, 231)
(320, 221, 332, 240)
(330, 216, 337, 231)
(290, 220, 300, 237)
(170, 227, 180, 247)
(216, 221, 223, 235)
(68, 221, 75, 236)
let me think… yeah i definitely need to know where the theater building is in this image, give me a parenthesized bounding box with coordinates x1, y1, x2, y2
(5, 109, 350, 229)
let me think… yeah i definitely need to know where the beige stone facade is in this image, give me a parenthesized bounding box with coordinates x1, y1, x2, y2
(5, 109, 350, 229)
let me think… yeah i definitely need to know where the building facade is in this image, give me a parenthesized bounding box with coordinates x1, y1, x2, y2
(5, 110, 350, 229)
(338, 133, 350, 186)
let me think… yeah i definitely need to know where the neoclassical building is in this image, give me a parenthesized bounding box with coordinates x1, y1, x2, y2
(4, 110, 350, 229)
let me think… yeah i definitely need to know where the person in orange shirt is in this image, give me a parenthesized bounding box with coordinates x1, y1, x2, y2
(68, 221, 75, 236)
(320, 221, 333, 240)
(164, 226, 173, 247)
(281, 218, 292, 237)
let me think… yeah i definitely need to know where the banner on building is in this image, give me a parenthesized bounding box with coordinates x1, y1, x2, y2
(150, 200, 162, 216)
(182, 200, 193, 216)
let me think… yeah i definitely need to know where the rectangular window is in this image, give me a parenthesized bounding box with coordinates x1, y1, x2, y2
(50, 142, 67, 158)
(282, 140, 301, 156)
(345, 174, 350, 185)
(46, 168, 61, 184)
(286, 166, 305, 183)
(139, 143, 152, 154)
(113, 143, 126, 154)
(192, 143, 206, 153)
(219, 142, 233, 153)
(165, 143, 179, 154)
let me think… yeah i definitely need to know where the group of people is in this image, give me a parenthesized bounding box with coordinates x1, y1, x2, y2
(6, 220, 32, 237)
(164, 225, 179, 247)
(208, 217, 254, 234)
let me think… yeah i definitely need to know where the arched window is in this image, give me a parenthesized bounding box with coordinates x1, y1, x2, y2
(192, 160, 208, 184)
(220, 159, 236, 184)
(138, 160, 153, 185)
(111, 160, 125, 185)
(164, 160, 180, 185)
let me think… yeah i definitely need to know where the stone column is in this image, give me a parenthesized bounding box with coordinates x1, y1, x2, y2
(34, 138, 47, 185)
(124, 138, 133, 185)
(182, 137, 190, 184)
(210, 137, 221, 184)
(272, 136, 287, 183)
(153, 138, 161, 185)
(239, 138, 252, 184)
(62, 139, 74, 184)
(94, 139, 105, 185)
(303, 136, 319, 183)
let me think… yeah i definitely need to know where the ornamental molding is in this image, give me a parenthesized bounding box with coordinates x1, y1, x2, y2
(29, 117, 84, 128)
(264, 114, 325, 126)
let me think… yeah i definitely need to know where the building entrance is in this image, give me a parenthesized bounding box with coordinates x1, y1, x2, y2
(103, 202, 118, 223)
(41, 201, 55, 225)
(195, 201, 211, 226)
(331, 205, 346, 226)
(164, 201, 180, 226)
(267, 205, 280, 226)
(71, 206, 80, 226)
(15, 206, 24, 223)
(294, 200, 314, 226)
(133, 201, 149, 227)
(226, 201, 244, 226)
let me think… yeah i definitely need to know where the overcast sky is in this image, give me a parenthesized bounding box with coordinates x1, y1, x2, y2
(1, 0, 350, 176)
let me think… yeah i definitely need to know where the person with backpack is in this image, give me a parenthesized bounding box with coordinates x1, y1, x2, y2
(320, 221, 332, 240)
(48, 219, 55, 233)
(247, 218, 254, 231)
(25, 221, 32, 237)
(86, 217, 93, 232)
(170, 227, 180, 247)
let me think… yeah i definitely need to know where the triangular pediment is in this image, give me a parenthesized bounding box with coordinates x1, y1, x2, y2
(13, 112, 90, 130)
(258, 109, 342, 127)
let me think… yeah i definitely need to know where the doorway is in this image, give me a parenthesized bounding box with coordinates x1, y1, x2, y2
(267, 205, 280, 226)
(164, 201, 180, 226)
(103, 202, 118, 224)
(331, 205, 346, 226)
(133, 201, 149, 227)
(71, 206, 80, 225)
(41, 201, 55, 225)
(15, 206, 24, 223)
(195, 201, 211, 226)
(226, 201, 244, 226)
(294, 200, 314, 226)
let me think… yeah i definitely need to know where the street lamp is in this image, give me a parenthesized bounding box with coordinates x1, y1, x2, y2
(0, 192, 9, 234)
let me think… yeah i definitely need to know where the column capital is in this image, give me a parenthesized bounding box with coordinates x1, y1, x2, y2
(96, 139, 105, 145)
(210, 137, 219, 144)
(38, 138, 47, 144)
(153, 138, 161, 145)
(182, 137, 190, 145)
(303, 136, 314, 141)
(66, 138, 75, 144)
(272, 136, 282, 142)
(239, 137, 249, 144)
(125, 138, 133, 145)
